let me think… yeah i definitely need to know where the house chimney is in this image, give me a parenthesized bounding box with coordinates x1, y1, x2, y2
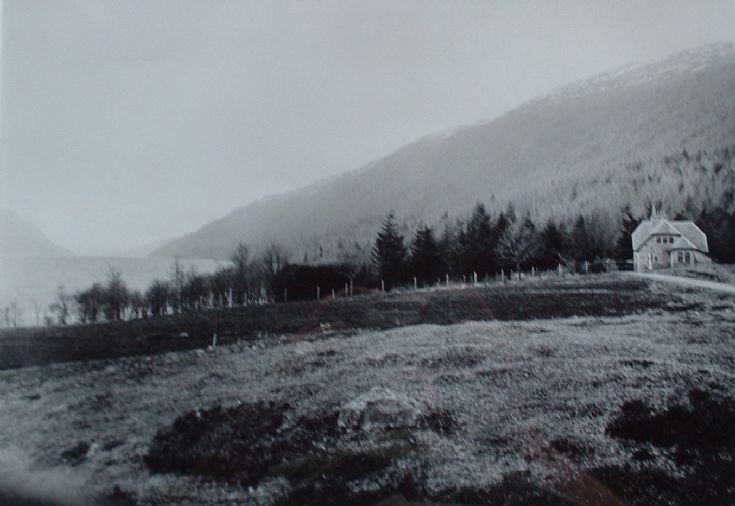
(650, 205, 666, 224)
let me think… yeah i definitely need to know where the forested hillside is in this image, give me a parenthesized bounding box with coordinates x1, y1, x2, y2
(154, 44, 735, 261)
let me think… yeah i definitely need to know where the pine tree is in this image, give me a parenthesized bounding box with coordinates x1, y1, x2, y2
(614, 206, 640, 262)
(458, 203, 495, 277)
(372, 212, 407, 290)
(536, 220, 567, 269)
(493, 211, 511, 270)
(438, 215, 459, 277)
(571, 215, 591, 261)
(410, 225, 442, 286)
(699, 204, 735, 263)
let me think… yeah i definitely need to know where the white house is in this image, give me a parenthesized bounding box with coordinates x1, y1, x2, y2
(631, 211, 711, 272)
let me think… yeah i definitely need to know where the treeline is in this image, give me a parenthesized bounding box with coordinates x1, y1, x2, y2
(371, 204, 625, 290)
(37, 191, 735, 325)
(369, 191, 735, 291)
(45, 243, 290, 326)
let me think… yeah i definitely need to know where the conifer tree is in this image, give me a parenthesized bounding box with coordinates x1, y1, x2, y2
(536, 220, 567, 269)
(614, 206, 640, 262)
(493, 211, 511, 269)
(458, 203, 495, 276)
(438, 215, 459, 276)
(372, 212, 407, 289)
(571, 215, 591, 261)
(410, 225, 442, 286)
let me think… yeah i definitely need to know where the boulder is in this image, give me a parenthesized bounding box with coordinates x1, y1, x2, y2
(338, 387, 427, 431)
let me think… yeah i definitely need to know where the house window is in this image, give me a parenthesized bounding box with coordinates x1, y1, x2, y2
(685, 252, 691, 263)
(669, 237, 674, 244)
(678, 252, 684, 262)
(656, 237, 661, 243)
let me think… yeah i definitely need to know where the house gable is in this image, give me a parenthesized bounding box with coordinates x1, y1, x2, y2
(632, 219, 709, 254)
(668, 221, 709, 253)
(650, 220, 681, 236)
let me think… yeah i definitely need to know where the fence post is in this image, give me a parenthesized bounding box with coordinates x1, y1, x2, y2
(381, 279, 385, 293)
(317, 285, 320, 300)
(558, 263, 562, 277)
(332, 288, 335, 299)
(350, 278, 353, 296)
(585, 260, 589, 274)
(473, 271, 478, 286)
(345, 283, 349, 296)
(414, 276, 417, 290)
(445, 274, 449, 286)
(501, 269, 505, 282)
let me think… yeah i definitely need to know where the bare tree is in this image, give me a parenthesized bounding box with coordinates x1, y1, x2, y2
(103, 267, 130, 321)
(8, 302, 22, 327)
(30, 298, 40, 326)
(336, 240, 369, 293)
(210, 266, 233, 307)
(182, 267, 209, 311)
(257, 242, 289, 302)
(129, 289, 147, 319)
(74, 282, 105, 323)
(170, 256, 185, 314)
(49, 285, 72, 325)
(145, 279, 170, 316)
(231, 243, 251, 306)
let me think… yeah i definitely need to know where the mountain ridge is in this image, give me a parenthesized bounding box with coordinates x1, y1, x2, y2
(0, 209, 74, 258)
(153, 43, 735, 260)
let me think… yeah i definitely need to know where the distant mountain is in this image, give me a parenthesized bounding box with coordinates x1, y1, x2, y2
(118, 237, 177, 258)
(154, 43, 735, 260)
(0, 209, 73, 258)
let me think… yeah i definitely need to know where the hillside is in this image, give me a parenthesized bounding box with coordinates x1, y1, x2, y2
(0, 280, 733, 505)
(0, 209, 72, 258)
(154, 43, 735, 260)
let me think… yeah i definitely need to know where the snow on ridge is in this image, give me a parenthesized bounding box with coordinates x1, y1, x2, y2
(540, 43, 735, 104)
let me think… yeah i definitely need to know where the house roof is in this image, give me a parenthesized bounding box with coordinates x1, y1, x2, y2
(670, 236, 698, 250)
(632, 218, 709, 253)
(650, 220, 681, 236)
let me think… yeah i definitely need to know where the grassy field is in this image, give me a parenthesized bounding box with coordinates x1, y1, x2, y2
(0, 275, 692, 370)
(0, 275, 733, 505)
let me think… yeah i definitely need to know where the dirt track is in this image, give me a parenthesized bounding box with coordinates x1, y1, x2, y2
(627, 271, 735, 294)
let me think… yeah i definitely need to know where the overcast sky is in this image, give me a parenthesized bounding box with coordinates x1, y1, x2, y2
(2, 0, 734, 255)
